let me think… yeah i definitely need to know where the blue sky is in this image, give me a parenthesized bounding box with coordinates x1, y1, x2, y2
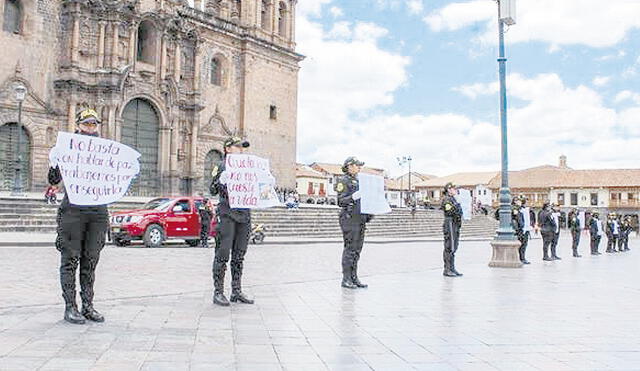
(295, 0, 640, 176)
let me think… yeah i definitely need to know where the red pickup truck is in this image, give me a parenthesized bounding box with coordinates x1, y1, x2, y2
(110, 197, 217, 248)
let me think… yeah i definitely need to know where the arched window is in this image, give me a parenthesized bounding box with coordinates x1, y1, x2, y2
(0, 123, 31, 191)
(3, 0, 22, 34)
(278, 1, 287, 37)
(122, 98, 160, 196)
(136, 20, 156, 64)
(210, 57, 221, 85)
(260, 0, 270, 30)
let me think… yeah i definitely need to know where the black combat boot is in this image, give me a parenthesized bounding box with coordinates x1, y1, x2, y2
(212, 260, 229, 306)
(572, 247, 581, 258)
(351, 261, 368, 288)
(543, 245, 553, 261)
(450, 255, 463, 277)
(62, 292, 85, 325)
(213, 291, 230, 306)
(81, 305, 105, 322)
(230, 290, 254, 304)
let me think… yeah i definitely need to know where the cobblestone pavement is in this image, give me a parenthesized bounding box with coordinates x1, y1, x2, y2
(0, 233, 639, 370)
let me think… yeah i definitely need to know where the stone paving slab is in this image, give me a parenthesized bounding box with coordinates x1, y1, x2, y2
(0, 235, 639, 370)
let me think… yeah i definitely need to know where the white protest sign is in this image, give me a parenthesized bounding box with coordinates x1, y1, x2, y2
(578, 211, 585, 230)
(48, 132, 140, 206)
(225, 154, 280, 209)
(358, 173, 391, 215)
(522, 207, 532, 232)
(455, 189, 472, 220)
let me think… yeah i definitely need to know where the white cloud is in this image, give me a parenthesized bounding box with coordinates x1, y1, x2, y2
(425, 0, 640, 48)
(615, 90, 640, 105)
(597, 50, 627, 61)
(407, 0, 424, 15)
(297, 0, 333, 18)
(424, 0, 493, 32)
(452, 82, 499, 99)
(296, 2, 640, 176)
(329, 6, 343, 18)
(592, 76, 611, 87)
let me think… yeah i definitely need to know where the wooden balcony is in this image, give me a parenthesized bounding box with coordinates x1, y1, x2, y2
(609, 199, 640, 208)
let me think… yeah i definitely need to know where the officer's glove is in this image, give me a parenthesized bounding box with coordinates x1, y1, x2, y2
(352, 190, 361, 200)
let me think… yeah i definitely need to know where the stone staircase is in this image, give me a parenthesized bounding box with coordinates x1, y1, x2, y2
(0, 197, 498, 239)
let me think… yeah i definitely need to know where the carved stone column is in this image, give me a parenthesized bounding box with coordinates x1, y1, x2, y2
(174, 41, 181, 83)
(97, 21, 106, 68)
(111, 22, 120, 68)
(67, 100, 76, 132)
(70, 9, 80, 64)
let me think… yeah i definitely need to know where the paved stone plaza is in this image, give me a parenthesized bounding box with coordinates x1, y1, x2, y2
(0, 233, 639, 371)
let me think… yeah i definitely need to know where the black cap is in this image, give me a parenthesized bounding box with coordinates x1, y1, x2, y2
(443, 182, 456, 193)
(342, 156, 365, 173)
(224, 136, 250, 148)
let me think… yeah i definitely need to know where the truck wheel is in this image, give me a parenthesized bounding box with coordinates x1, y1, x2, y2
(185, 239, 200, 247)
(144, 225, 164, 248)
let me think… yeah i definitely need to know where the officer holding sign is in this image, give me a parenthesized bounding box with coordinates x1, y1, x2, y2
(48, 109, 108, 324)
(336, 157, 372, 289)
(210, 137, 254, 306)
(441, 182, 463, 277)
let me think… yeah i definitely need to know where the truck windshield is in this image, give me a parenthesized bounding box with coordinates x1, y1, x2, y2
(142, 198, 171, 210)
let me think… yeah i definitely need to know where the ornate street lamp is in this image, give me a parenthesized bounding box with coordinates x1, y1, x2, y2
(489, 0, 522, 267)
(11, 83, 27, 196)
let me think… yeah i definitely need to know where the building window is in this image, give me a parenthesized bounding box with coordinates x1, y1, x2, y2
(3, 0, 21, 34)
(269, 105, 277, 120)
(590, 193, 598, 206)
(629, 193, 635, 202)
(570, 193, 578, 206)
(260, 0, 270, 30)
(137, 20, 156, 64)
(557, 193, 565, 206)
(210, 57, 221, 85)
(278, 1, 287, 37)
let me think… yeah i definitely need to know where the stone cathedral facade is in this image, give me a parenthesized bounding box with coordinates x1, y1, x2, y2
(0, 0, 302, 196)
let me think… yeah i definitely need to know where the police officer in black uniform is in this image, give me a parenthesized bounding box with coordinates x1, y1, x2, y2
(336, 157, 372, 289)
(49, 109, 109, 324)
(620, 216, 632, 251)
(589, 212, 603, 255)
(605, 212, 619, 253)
(198, 197, 213, 248)
(568, 208, 582, 257)
(518, 195, 534, 264)
(511, 197, 528, 265)
(210, 137, 253, 306)
(539, 201, 557, 261)
(441, 182, 463, 277)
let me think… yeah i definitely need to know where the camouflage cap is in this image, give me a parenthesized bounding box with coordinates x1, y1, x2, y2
(342, 156, 364, 173)
(223, 136, 250, 148)
(443, 182, 456, 193)
(75, 108, 101, 124)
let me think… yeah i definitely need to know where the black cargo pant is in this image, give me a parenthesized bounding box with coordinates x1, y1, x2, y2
(590, 235, 601, 254)
(56, 205, 108, 307)
(212, 214, 251, 293)
(442, 218, 460, 272)
(607, 234, 618, 252)
(571, 230, 581, 254)
(339, 215, 366, 281)
(541, 231, 555, 258)
(200, 218, 211, 247)
(517, 230, 530, 262)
